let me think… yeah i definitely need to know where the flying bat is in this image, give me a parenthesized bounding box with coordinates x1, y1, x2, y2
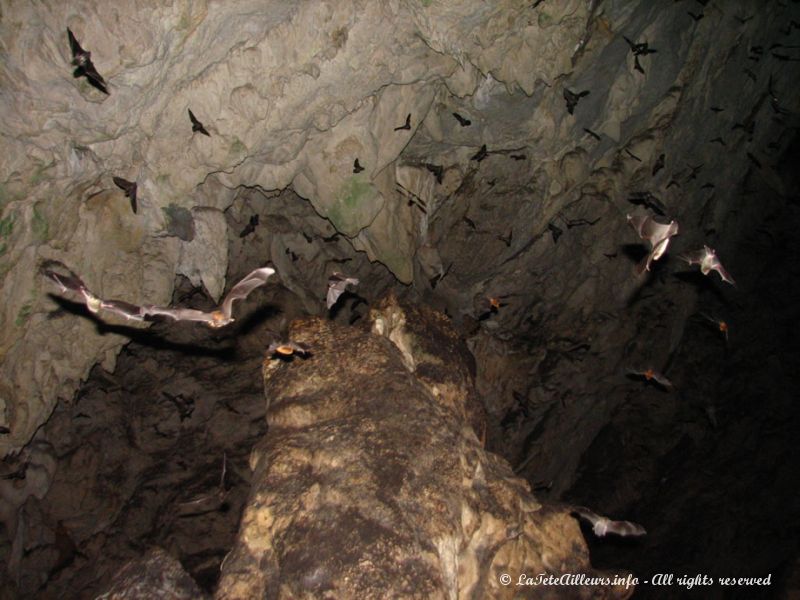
(627, 192, 666, 216)
(394, 113, 411, 131)
(327, 272, 359, 310)
(652, 153, 665, 176)
(266, 341, 311, 358)
(471, 144, 488, 162)
(510, 154, 526, 161)
(497, 230, 512, 247)
(425, 163, 444, 184)
(626, 368, 675, 391)
(43, 260, 276, 328)
(626, 213, 679, 273)
(572, 507, 646, 537)
(239, 214, 259, 238)
(188, 109, 210, 136)
(700, 312, 729, 341)
(623, 36, 657, 56)
(687, 11, 704, 22)
(112, 177, 138, 214)
(709, 137, 726, 146)
(477, 295, 509, 320)
(563, 88, 590, 115)
(67, 28, 109, 94)
(677, 245, 736, 285)
(548, 222, 563, 243)
(634, 55, 646, 74)
(353, 158, 364, 174)
(452, 112, 471, 127)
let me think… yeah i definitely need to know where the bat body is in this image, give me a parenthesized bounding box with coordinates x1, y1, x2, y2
(563, 88, 590, 115)
(266, 341, 311, 358)
(623, 36, 657, 56)
(67, 28, 109, 94)
(43, 261, 275, 328)
(572, 507, 646, 537)
(700, 313, 729, 341)
(188, 109, 211, 136)
(627, 214, 679, 273)
(452, 112, 471, 127)
(353, 159, 364, 174)
(327, 272, 359, 310)
(113, 177, 138, 214)
(626, 368, 674, 391)
(627, 192, 665, 216)
(394, 114, 411, 131)
(678, 245, 735, 285)
(239, 214, 259, 238)
(477, 295, 509, 320)
(471, 144, 488, 162)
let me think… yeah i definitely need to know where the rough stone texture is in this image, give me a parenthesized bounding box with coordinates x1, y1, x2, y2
(217, 297, 632, 599)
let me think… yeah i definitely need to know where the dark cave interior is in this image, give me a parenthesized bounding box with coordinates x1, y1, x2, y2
(2, 1, 800, 598)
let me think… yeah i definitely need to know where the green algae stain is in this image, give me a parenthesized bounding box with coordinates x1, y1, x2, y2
(329, 177, 376, 233)
(15, 303, 32, 327)
(32, 204, 48, 241)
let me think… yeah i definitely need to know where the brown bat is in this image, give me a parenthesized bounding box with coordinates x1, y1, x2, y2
(327, 272, 359, 310)
(188, 109, 210, 136)
(393, 113, 411, 131)
(477, 295, 509, 320)
(43, 261, 275, 328)
(112, 177, 138, 214)
(471, 144, 488, 162)
(700, 312, 729, 341)
(239, 214, 259, 238)
(353, 158, 364, 174)
(627, 213, 679, 273)
(67, 28, 109, 94)
(266, 341, 311, 358)
(452, 112, 471, 127)
(626, 367, 675, 391)
(677, 245, 735, 285)
(572, 507, 646, 537)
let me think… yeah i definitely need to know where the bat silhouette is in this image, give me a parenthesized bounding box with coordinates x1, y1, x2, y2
(687, 11, 704, 22)
(425, 163, 444, 184)
(477, 295, 509, 320)
(471, 144, 488, 162)
(563, 88, 590, 115)
(394, 113, 411, 131)
(510, 154, 526, 161)
(710, 106, 724, 113)
(452, 112, 471, 127)
(623, 36, 657, 56)
(700, 312, 729, 341)
(353, 159, 364, 174)
(266, 341, 311, 358)
(239, 214, 259, 238)
(497, 230, 512, 247)
(429, 262, 452, 290)
(67, 28, 109, 94)
(188, 109, 210, 136)
(677, 245, 735, 285)
(584, 128, 601, 141)
(627, 192, 666, 216)
(43, 260, 275, 328)
(548, 222, 563, 243)
(709, 137, 726, 146)
(572, 507, 646, 537)
(463, 216, 477, 230)
(626, 368, 674, 391)
(652, 153, 665, 176)
(634, 55, 646, 74)
(327, 272, 359, 310)
(112, 177, 138, 214)
(627, 213, 679, 273)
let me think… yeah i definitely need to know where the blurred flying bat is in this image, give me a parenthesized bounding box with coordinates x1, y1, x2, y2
(583, 128, 601, 141)
(487, 178, 497, 187)
(634, 55, 646, 74)
(710, 106, 724, 113)
(735, 14, 754, 25)
(572, 507, 646, 537)
(623, 36, 657, 56)
(327, 272, 359, 310)
(285, 248, 299, 262)
(709, 137, 726, 146)
(162, 391, 194, 422)
(394, 113, 411, 131)
(322, 232, 340, 243)
(112, 177, 138, 214)
(746, 152, 762, 169)
(627, 192, 665, 216)
(563, 88, 590, 115)
(666, 179, 681, 190)
(463, 216, 477, 230)
(425, 163, 444, 184)
(188, 109, 210, 136)
(331, 257, 352, 264)
(477, 295, 509, 320)
(471, 144, 488, 162)
(67, 28, 109, 94)
(687, 11, 704, 22)
(677, 245, 736, 285)
(239, 214, 259, 238)
(266, 341, 311, 358)
(42, 260, 276, 328)
(0, 426, 9, 435)
(626, 367, 675, 391)
(548, 222, 563, 243)
(497, 230, 512, 247)
(353, 159, 364, 173)
(626, 213, 679, 273)
(452, 112, 471, 126)
(700, 312, 729, 341)
(686, 163, 703, 181)
(652, 153, 665, 176)
(510, 154, 526, 161)
(701, 182, 715, 190)
(429, 262, 452, 290)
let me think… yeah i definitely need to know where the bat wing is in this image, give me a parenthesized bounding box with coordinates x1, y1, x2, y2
(326, 282, 345, 309)
(67, 28, 83, 59)
(710, 256, 736, 285)
(113, 177, 133, 195)
(678, 248, 707, 266)
(651, 371, 675, 391)
(626, 214, 649, 239)
(99, 299, 145, 321)
(42, 265, 88, 295)
(606, 519, 647, 537)
(572, 506, 601, 527)
(140, 305, 215, 324)
(219, 266, 275, 319)
(83, 63, 108, 92)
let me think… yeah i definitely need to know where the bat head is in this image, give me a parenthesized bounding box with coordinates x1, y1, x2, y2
(208, 311, 232, 328)
(644, 368, 655, 380)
